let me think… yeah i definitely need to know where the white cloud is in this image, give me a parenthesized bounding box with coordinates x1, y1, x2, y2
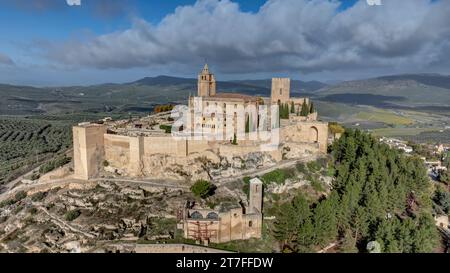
(45, 0, 450, 77)
(66, 0, 81, 6)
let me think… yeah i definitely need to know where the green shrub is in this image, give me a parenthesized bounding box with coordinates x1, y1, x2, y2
(326, 166, 335, 177)
(190, 180, 216, 199)
(28, 207, 38, 215)
(307, 161, 321, 172)
(0, 199, 16, 208)
(65, 209, 81, 221)
(14, 205, 24, 214)
(31, 191, 47, 202)
(316, 157, 328, 169)
(272, 193, 281, 202)
(14, 191, 27, 202)
(261, 168, 295, 185)
(159, 125, 172, 134)
(296, 162, 307, 173)
(30, 173, 40, 181)
(102, 160, 109, 167)
(311, 178, 325, 192)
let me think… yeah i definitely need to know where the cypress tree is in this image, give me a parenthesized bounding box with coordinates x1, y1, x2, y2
(301, 100, 309, 116)
(245, 115, 250, 133)
(309, 102, 315, 114)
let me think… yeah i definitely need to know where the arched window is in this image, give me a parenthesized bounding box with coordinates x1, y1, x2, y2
(207, 212, 219, 220)
(249, 221, 253, 227)
(190, 211, 203, 219)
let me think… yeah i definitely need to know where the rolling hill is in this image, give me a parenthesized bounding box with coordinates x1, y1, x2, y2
(0, 73, 449, 115)
(0, 76, 329, 115)
(315, 73, 450, 109)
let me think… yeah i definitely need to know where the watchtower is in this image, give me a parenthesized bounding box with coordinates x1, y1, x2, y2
(73, 123, 106, 180)
(271, 78, 290, 104)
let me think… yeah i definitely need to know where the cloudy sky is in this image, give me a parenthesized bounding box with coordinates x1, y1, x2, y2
(0, 0, 449, 86)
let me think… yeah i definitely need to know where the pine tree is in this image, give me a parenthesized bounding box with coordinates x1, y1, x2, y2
(340, 229, 358, 253)
(412, 213, 439, 253)
(273, 194, 313, 252)
(313, 198, 338, 246)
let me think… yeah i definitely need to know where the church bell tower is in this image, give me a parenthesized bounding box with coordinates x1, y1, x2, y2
(198, 64, 216, 97)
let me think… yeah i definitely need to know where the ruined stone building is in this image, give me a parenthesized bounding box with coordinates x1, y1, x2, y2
(178, 178, 263, 244)
(72, 64, 329, 181)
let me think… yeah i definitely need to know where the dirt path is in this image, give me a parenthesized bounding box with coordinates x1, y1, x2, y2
(38, 206, 96, 239)
(0, 177, 189, 202)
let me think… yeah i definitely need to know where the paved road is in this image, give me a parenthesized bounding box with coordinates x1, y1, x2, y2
(215, 157, 313, 186)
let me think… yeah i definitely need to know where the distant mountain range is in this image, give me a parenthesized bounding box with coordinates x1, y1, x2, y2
(129, 75, 327, 93)
(316, 73, 450, 108)
(0, 73, 449, 115)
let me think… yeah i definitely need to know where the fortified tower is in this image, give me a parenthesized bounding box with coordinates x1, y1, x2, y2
(271, 78, 290, 104)
(197, 64, 216, 97)
(248, 178, 263, 213)
(73, 123, 106, 180)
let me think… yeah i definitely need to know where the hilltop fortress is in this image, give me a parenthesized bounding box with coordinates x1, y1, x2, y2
(72, 65, 329, 181)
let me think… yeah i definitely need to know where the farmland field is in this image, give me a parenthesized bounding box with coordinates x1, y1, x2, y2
(0, 112, 136, 187)
(355, 110, 413, 126)
(0, 117, 72, 185)
(370, 128, 438, 137)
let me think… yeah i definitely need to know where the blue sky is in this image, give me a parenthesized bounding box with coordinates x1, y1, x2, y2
(0, 0, 448, 86)
(0, 1, 274, 51)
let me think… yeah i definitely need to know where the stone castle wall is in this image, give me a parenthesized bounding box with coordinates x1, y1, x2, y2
(281, 121, 329, 153)
(75, 120, 328, 180)
(104, 134, 131, 171)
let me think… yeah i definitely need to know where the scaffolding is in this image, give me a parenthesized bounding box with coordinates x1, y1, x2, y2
(187, 221, 218, 244)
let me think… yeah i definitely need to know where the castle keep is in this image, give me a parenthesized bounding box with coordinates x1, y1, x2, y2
(72, 65, 329, 181)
